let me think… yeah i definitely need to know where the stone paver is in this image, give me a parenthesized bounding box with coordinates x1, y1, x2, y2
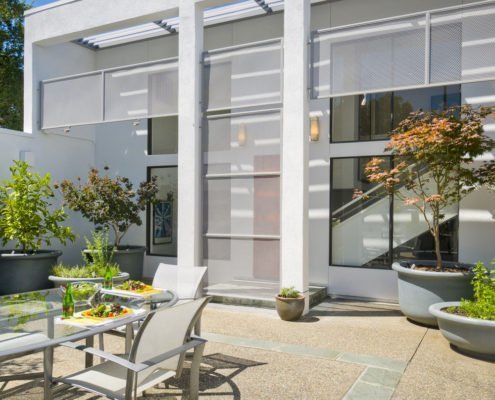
(1, 299, 494, 399)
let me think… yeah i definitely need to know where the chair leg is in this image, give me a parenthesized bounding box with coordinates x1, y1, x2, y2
(98, 333, 106, 363)
(189, 342, 205, 400)
(194, 317, 201, 336)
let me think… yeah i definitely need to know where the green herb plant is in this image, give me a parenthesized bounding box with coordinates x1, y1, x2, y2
(0, 160, 75, 252)
(278, 287, 301, 298)
(83, 229, 114, 271)
(51, 263, 120, 279)
(448, 261, 495, 320)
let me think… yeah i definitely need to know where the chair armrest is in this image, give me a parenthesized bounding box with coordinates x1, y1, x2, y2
(61, 337, 207, 373)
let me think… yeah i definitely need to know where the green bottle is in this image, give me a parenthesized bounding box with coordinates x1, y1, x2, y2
(62, 282, 75, 318)
(103, 264, 113, 289)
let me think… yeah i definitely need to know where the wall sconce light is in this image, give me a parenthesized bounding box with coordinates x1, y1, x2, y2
(361, 94, 367, 106)
(310, 116, 320, 142)
(132, 120, 140, 127)
(237, 123, 247, 146)
(63, 127, 71, 134)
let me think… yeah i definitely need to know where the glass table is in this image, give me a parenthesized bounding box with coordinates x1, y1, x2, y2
(0, 287, 178, 399)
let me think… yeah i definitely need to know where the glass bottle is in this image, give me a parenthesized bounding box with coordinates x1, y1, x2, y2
(62, 282, 75, 318)
(103, 264, 113, 290)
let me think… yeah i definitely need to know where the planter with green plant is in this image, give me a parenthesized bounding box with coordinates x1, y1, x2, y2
(0, 161, 75, 294)
(275, 287, 305, 321)
(362, 105, 495, 326)
(49, 230, 129, 287)
(59, 167, 158, 280)
(429, 261, 495, 359)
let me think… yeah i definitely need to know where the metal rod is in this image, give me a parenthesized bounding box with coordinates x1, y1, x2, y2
(206, 107, 281, 119)
(205, 37, 282, 56)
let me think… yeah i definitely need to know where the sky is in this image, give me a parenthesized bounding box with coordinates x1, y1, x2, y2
(31, 0, 58, 8)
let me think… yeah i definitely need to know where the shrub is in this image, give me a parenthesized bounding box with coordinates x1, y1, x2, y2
(448, 261, 495, 320)
(59, 166, 158, 247)
(0, 160, 74, 252)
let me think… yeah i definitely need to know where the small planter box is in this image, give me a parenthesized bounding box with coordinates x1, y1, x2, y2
(48, 272, 130, 288)
(429, 301, 495, 360)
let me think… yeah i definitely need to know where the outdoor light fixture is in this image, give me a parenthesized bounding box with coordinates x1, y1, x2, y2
(310, 116, 320, 142)
(361, 94, 367, 106)
(63, 127, 71, 134)
(237, 124, 247, 146)
(132, 120, 140, 127)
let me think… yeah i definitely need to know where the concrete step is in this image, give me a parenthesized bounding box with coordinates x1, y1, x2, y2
(206, 280, 327, 309)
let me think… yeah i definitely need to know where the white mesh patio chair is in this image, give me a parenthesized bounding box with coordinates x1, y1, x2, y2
(55, 297, 211, 400)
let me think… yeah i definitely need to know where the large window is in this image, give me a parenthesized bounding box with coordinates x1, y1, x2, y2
(330, 157, 458, 268)
(147, 166, 178, 257)
(331, 85, 461, 142)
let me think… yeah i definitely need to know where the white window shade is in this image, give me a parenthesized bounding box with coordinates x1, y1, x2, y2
(42, 73, 102, 129)
(41, 59, 178, 129)
(312, 1, 495, 98)
(203, 40, 282, 111)
(313, 17, 426, 98)
(104, 61, 178, 121)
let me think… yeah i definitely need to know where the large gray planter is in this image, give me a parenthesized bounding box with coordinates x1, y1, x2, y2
(48, 272, 130, 288)
(111, 246, 145, 280)
(392, 261, 473, 327)
(84, 245, 145, 280)
(0, 250, 62, 295)
(430, 302, 495, 360)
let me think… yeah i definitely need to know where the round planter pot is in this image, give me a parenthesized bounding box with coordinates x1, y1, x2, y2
(0, 250, 62, 295)
(84, 246, 145, 280)
(48, 272, 130, 288)
(275, 295, 305, 321)
(429, 302, 495, 360)
(392, 261, 473, 327)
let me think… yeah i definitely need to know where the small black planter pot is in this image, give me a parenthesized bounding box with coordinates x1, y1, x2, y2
(392, 260, 473, 327)
(0, 250, 62, 295)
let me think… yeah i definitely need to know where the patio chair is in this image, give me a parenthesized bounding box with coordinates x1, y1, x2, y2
(100, 265, 207, 350)
(55, 297, 211, 400)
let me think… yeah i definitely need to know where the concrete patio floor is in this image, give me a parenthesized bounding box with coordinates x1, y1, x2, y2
(1, 299, 494, 399)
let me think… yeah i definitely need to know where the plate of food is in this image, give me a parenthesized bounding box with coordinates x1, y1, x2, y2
(103, 280, 164, 298)
(81, 303, 132, 320)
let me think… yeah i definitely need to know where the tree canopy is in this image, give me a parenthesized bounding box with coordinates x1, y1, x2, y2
(0, 0, 29, 131)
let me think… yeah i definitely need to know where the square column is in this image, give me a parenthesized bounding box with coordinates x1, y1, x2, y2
(177, 1, 204, 267)
(281, 0, 311, 311)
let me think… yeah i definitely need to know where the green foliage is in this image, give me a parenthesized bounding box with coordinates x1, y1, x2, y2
(449, 261, 495, 321)
(59, 167, 158, 246)
(51, 263, 120, 279)
(0, 0, 30, 131)
(364, 105, 495, 269)
(278, 286, 300, 299)
(0, 160, 75, 252)
(83, 229, 114, 270)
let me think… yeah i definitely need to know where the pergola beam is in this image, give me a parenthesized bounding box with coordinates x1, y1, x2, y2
(253, 0, 273, 14)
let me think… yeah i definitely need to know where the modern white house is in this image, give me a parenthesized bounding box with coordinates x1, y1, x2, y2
(3, 0, 494, 307)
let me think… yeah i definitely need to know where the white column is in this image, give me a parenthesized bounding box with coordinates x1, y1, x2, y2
(177, 1, 204, 267)
(281, 0, 311, 311)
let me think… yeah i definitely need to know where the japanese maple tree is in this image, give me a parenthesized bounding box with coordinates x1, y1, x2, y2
(364, 105, 495, 270)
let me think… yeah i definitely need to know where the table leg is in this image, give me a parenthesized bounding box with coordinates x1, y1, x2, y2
(43, 346, 53, 400)
(125, 324, 133, 354)
(85, 336, 94, 368)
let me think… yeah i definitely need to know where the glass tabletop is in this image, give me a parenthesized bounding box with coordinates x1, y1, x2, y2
(0, 287, 177, 358)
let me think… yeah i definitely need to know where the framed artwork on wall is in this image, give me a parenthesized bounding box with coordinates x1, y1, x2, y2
(153, 200, 173, 244)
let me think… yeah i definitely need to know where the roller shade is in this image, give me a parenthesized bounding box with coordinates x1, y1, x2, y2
(312, 1, 495, 98)
(41, 58, 178, 129)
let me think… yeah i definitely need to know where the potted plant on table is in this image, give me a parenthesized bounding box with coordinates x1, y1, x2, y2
(0, 160, 75, 294)
(49, 229, 129, 288)
(275, 287, 305, 321)
(59, 167, 158, 280)
(363, 105, 495, 326)
(429, 261, 495, 359)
